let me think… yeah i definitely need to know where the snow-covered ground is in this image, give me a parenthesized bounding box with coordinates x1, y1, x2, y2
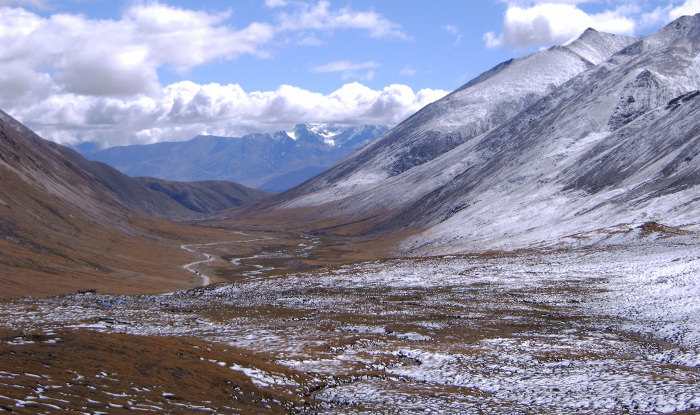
(1, 236, 699, 413)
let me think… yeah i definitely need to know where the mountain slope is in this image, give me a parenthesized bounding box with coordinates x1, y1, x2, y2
(0, 110, 251, 297)
(54, 145, 270, 219)
(263, 16, 700, 255)
(279, 28, 639, 207)
(394, 14, 700, 253)
(135, 177, 272, 216)
(81, 124, 388, 192)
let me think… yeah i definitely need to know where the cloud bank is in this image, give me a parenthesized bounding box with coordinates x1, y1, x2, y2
(13, 81, 447, 147)
(0, 1, 431, 147)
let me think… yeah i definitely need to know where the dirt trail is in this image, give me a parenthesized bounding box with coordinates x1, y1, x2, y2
(180, 243, 215, 286)
(180, 232, 276, 286)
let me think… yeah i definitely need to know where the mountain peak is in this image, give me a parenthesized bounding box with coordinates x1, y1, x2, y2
(565, 28, 640, 65)
(579, 27, 599, 38)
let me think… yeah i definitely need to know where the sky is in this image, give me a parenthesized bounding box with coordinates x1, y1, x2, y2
(1, 0, 699, 148)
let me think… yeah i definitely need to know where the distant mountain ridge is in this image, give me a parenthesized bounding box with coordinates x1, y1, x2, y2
(79, 124, 389, 192)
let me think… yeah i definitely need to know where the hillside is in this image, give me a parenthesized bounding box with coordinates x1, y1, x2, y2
(279, 28, 639, 207)
(0, 110, 261, 297)
(264, 16, 700, 254)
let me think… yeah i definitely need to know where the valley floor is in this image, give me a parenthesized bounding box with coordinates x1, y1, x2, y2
(0, 236, 699, 414)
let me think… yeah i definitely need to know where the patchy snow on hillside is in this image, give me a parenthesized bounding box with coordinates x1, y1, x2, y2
(1, 237, 698, 413)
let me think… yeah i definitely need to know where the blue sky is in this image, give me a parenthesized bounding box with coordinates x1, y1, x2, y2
(1, 0, 699, 147)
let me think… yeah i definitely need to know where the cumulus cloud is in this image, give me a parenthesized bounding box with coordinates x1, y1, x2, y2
(0, 3, 276, 97)
(0, 1, 421, 147)
(486, 0, 700, 50)
(8, 82, 448, 147)
(484, 2, 637, 49)
(0, 1, 407, 99)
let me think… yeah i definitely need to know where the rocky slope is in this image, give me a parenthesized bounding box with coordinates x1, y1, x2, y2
(271, 16, 700, 254)
(80, 124, 388, 192)
(400, 14, 700, 253)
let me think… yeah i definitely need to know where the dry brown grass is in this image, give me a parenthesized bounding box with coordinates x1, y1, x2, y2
(0, 327, 310, 413)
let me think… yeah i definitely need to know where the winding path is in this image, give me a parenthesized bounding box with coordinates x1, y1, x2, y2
(180, 232, 276, 287)
(180, 243, 215, 286)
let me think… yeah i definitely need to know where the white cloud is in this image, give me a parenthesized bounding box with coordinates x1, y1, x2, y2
(276, 0, 410, 40)
(312, 60, 379, 80)
(312, 60, 379, 72)
(0, 0, 49, 7)
(486, 0, 700, 50)
(444, 24, 463, 45)
(7, 82, 448, 147)
(0, 1, 407, 99)
(483, 31, 503, 48)
(265, 0, 288, 7)
(0, 3, 276, 97)
(485, 2, 637, 49)
(669, 0, 700, 20)
(399, 66, 417, 76)
(0, 1, 420, 148)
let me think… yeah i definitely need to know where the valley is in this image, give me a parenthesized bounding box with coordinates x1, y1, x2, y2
(1, 10, 700, 415)
(1, 233, 698, 413)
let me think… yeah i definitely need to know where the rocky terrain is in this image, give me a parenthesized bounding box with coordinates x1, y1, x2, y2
(0, 230, 698, 413)
(279, 28, 639, 207)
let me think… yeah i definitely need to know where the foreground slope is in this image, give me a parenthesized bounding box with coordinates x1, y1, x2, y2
(2, 236, 698, 413)
(0, 110, 244, 297)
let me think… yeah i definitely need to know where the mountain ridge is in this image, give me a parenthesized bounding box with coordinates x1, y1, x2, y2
(258, 15, 700, 255)
(79, 124, 389, 192)
(278, 28, 641, 209)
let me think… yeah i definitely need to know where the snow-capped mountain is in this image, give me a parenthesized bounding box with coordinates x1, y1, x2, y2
(281, 28, 639, 207)
(273, 15, 700, 254)
(80, 124, 388, 192)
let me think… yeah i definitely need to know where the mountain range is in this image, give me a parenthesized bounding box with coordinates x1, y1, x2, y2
(78, 124, 388, 192)
(268, 15, 700, 254)
(2, 14, 699, 297)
